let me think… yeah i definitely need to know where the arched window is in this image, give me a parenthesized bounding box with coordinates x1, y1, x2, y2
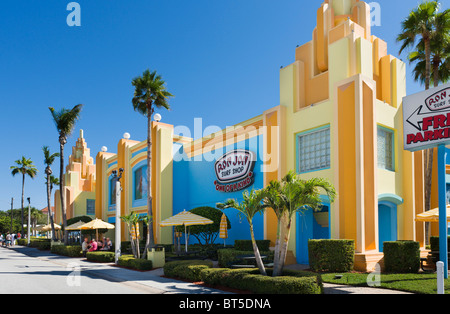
(132, 162, 148, 208)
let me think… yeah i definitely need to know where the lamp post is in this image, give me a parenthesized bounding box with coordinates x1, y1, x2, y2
(112, 168, 124, 264)
(27, 197, 31, 246)
(10, 198, 14, 234)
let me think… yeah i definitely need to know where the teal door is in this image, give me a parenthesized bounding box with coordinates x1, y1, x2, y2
(296, 205, 330, 264)
(378, 202, 397, 252)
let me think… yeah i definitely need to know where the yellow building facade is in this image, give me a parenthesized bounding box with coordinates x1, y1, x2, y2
(55, 0, 427, 271)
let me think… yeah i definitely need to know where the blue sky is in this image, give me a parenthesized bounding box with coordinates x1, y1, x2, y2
(0, 0, 446, 211)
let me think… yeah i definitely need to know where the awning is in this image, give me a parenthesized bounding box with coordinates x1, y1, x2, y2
(415, 206, 450, 222)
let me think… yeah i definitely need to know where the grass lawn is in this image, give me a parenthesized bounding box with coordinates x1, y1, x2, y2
(322, 272, 450, 294)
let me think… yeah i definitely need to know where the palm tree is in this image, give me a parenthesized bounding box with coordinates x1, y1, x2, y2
(49, 104, 83, 245)
(131, 69, 173, 255)
(264, 171, 336, 277)
(43, 146, 60, 240)
(217, 189, 268, 276)
(397, 1, 440, 90)
(398, 2, 449, 244)
(120, 211, 141, 259)
(10, 157, 38, 235)
(408, 9, 450, 88)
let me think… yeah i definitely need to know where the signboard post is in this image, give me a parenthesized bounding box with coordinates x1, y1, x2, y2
(403, 83, 450, 279)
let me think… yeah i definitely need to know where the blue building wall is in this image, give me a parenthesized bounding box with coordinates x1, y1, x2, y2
(173, 135, 265, 246)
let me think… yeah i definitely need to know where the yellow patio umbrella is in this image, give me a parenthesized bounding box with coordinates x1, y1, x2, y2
(39, 223, 61, 232)
(219, 213, 228, 247)
(415, 206, 450, 222)
(79, 218, 115, 240)
(66, 221, 86, 231)
(160, 210, 213, 252)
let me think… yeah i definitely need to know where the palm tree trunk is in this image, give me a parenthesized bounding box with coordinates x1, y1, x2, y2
(249, 222, 266, 276)
(273, 211, 291, 277)
(423, 36, 433, 245)
(21, 173, 25, 236)
(59, 140, 68, 245)
(272, 217, 281, 275)
(433, 58, 440, 88)
(143, 104, 155, 259)
(46, 173, 56, 241)
(424, 37, 431, 90)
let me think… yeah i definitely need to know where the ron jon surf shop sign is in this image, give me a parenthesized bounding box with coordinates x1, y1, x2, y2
(403, 83, 450, 152)
(214, 150, 256, 193)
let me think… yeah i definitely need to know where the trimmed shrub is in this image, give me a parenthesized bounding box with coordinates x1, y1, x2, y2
(308, 239, 355, 272)
(86, 251, 115, 263)
(383, 240, 420, 273)
(28, 238, 51, 250)
(164, 260, 213, 281)
(217, 249, 274, 268)
(201, 268, 322, 294)
(118, 255, 153, 271)
(234, 240, 270, 252)
(166, 260, 322, 294)
(51, 245, 82, 257)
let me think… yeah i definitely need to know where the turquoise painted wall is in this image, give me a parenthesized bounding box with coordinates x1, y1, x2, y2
(173, 135, 265, 246)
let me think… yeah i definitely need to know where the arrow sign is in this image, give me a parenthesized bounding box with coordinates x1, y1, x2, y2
(403, 83, 450, 152)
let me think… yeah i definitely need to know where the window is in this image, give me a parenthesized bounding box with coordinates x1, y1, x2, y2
(134, 165, 148, 201)
(378, 126, 395, 171)
(86, 199, 95, 216)
(297, 126, 331, 173)
(109, 176, 116, 206)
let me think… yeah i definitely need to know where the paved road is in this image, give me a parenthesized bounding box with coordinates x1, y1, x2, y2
(0, 246, 228, 294)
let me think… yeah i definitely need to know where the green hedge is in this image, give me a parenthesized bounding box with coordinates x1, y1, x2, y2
(165, 261, 322, 294)
(118, 255, 153, 271)
(308, 239, 355, 272)
(86, 251, 115, 263)
(24, 238, 52, 250)
(51, 245, 82, 257)
(383, 241, 420, 273)
(164, 260, 214, 281)
(217, 249, 274, 268)
(234, 240, 271, 251)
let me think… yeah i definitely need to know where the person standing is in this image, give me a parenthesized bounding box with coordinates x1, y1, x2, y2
(82, 238, 89, 257)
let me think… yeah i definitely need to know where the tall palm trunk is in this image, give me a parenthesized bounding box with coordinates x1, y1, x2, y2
(143, 102, 155, 259)
(46, 168, 56, 241)
(59, 137, 68, 245)
(423, 36, 433, 245)
(21, 173, 25, 235)
(249, 222, 266, 276)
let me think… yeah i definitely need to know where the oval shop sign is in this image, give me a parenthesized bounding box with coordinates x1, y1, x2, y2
(214, 150, 256, 193)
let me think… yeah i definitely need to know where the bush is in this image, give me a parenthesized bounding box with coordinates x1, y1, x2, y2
(51, 245, 82, 257)
(86, 251, 115, 263)
(165, 260, 322, 294)
(202, 268, 322, 294)
(17, 239, 27, 246)
(383, 241, 420, 273)
(118, 255, 153, 271)
(234, 240, 270, 252)
(308, 239, 355, 272)
(217, 249, 274, 268)
(27, 238, 51, 250)
(164, 260, 213, 281)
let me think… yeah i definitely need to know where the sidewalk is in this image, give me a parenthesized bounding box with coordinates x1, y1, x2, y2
(7, 245, 412, 294)
(6, 245, 230, 294)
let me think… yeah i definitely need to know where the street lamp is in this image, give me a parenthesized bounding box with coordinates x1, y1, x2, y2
(27, 197, 31, 246)
(10, 198, 14, 234)
(112, 168, 124, 264)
